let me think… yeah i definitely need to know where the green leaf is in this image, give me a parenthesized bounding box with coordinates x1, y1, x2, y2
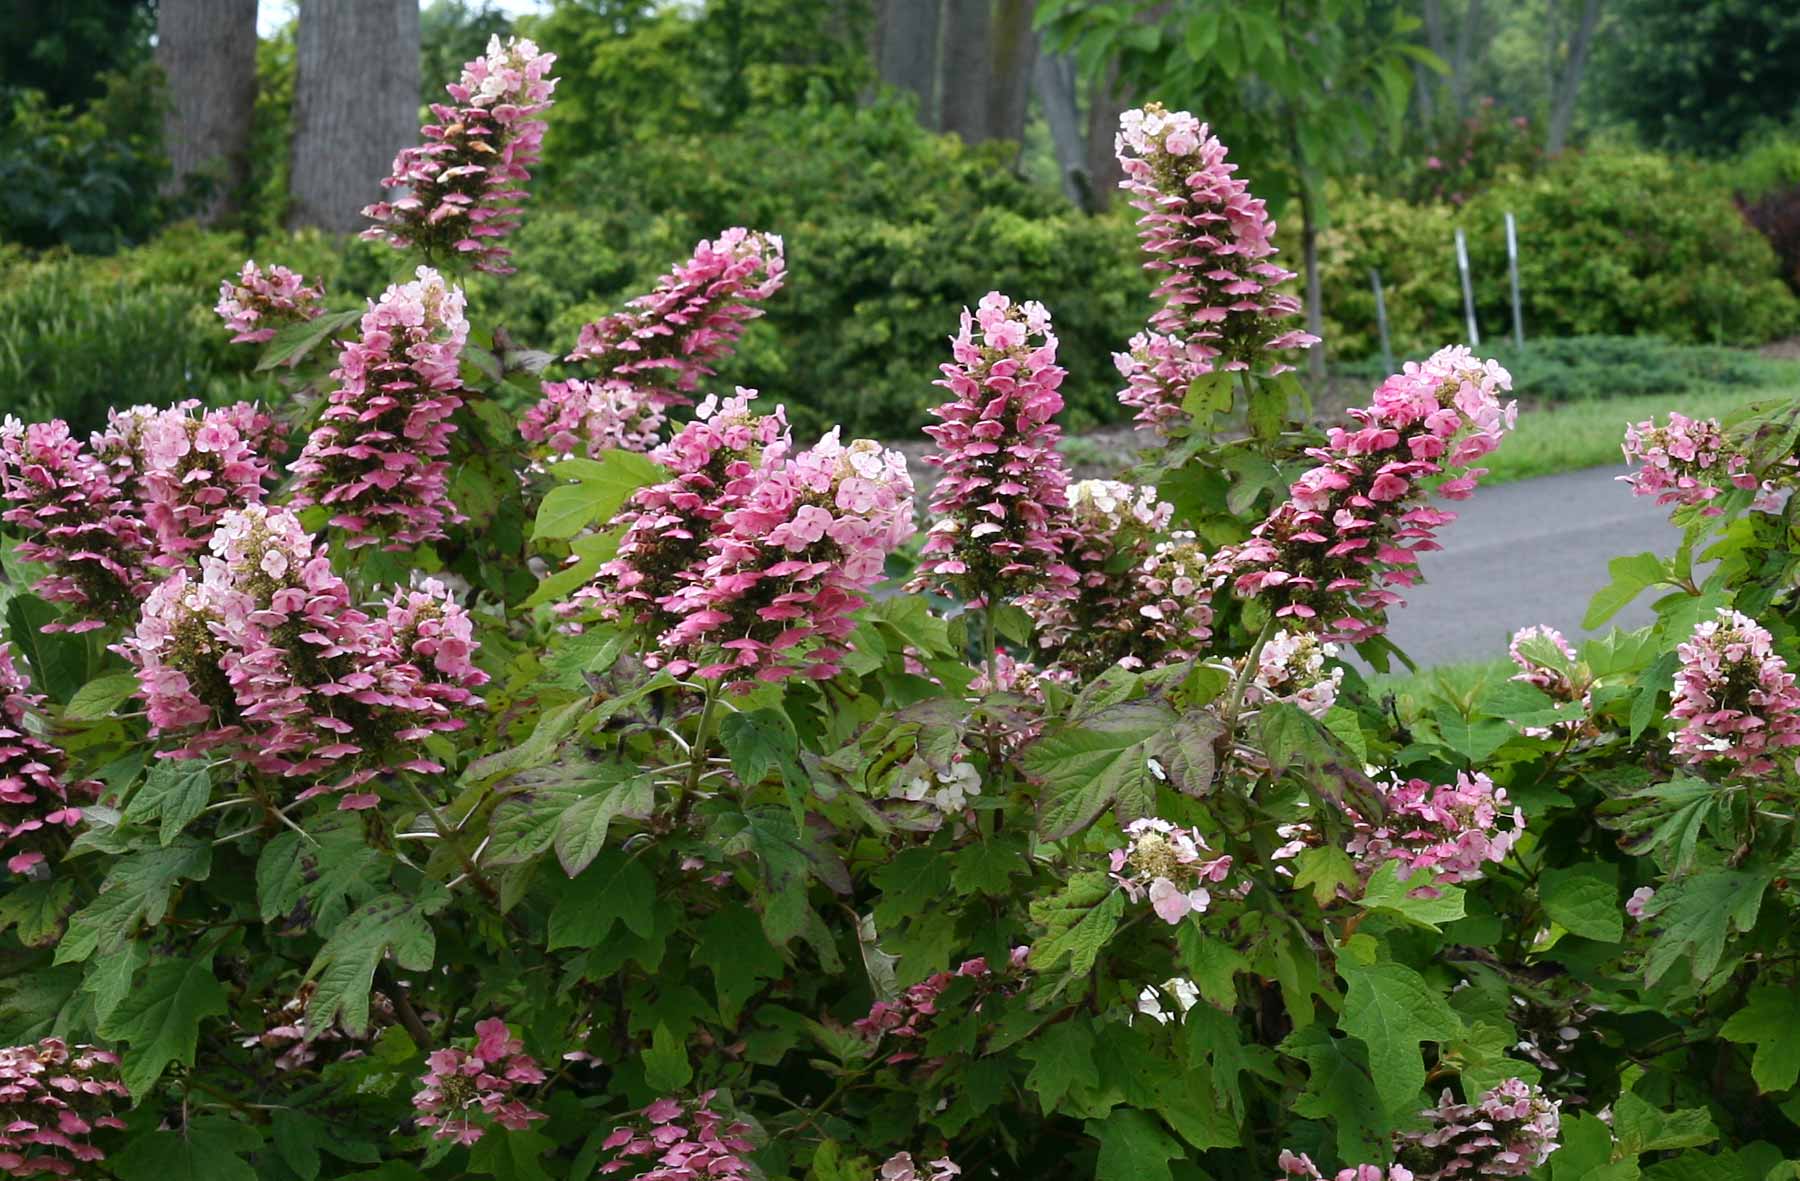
(1181, 370, 1235, 435)
(1146, 710, 1222, 798)
(63, 672, 140, 721)
(1024, 700, 1175, 839)
(1586, 552, 1672, 629)
(1021, 1018, 1100, 1115)
(554, 773, 655, 878)
(1027, 873, 1125, 987)
(0, 877, 76, 948)
(269, 1107, 390, 1179)
(1554, 1114, 1639, 1181)
(99, 953, 230, 1098)
(691, 903, 785, 1026)
(1641, 868, 1769, 987)
(56, 839, 211, 963)
(256, 822, 386, 935)
(1720, 986, 1800, 1094)
(1613, 1090, 1719, 1156)
(546, 848, 656, 949)
(1091, 1109, 1184, 1181)
(256, 307, 362, 371)
(1540, 862, 1624, 943)
(533, 451, 665, 540)
(467, 1129, 555, 1181)
(81, 938, 147, 1026)
(109, 1115, 262, 1180)
(1293, 846, 1359, 908)
(1282, 1024, 1388, 1161)
(1432, 707, 1515, 764)
(305, 889, 449, 1035)
(123, 758, 211, 845)
(642, 1022, 694, 1092)
(720, 708, 800, 787)
(950, 835, 1027, 896)
(1356, 860, 1467, 930)
(1337, 959, 1463, 1113)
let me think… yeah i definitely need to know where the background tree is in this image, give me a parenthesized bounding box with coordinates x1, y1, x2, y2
(0, 0, 155, 109)
(1592, 0, 1800, 156)
(156, 0, 259, 225)
(286, 0, 420, 233)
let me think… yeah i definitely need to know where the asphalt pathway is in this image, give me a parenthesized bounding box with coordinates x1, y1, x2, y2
(1378, 465, 1682, 668)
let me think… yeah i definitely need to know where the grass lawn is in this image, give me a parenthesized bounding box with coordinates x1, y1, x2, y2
(1481, 382, 1796, 485)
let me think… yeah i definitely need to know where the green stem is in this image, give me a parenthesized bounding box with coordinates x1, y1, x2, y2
(674, 685, 720, 827)
(983, 601, 999, 690)
(1222, 617, 1279, 738)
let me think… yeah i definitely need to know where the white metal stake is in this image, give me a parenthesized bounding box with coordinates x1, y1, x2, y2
(1455, 227, 1480, 348)
(1505, 211, 1524, 349)
(1370, 268, 1394, 375)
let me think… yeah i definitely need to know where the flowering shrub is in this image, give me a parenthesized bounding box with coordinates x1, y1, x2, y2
(0, 60, 1788, 1181)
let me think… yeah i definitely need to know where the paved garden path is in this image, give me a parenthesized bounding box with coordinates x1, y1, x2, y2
(1378, 465, 1681, 668)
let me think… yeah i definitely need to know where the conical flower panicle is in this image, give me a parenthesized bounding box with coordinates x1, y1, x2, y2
(0, 1038, 128, 1177)
(363, 36, 558, 274)
(0, 645, 99, 876)
(0, 417, 153, 633)
(1669, 607, 1800, 775)
(214, 260, 324, 345)
(288, 266, 470, 551)
(910, 292, 1079, 607)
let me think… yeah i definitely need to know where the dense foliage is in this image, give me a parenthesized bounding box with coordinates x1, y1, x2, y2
(4, 37, 1800, 1181)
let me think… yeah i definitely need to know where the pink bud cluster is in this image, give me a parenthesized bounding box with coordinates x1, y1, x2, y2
(0, 417, 152, 632)
(1345, 772, 1524, 893)
(289, 267, 470, 550)
(1625, 886, 1654, 920)
(93, 401, 280, 567)
(1393, 1079, 1562, 1181)
(214, 260, 324, 344)
(1220, 346, 1517, 642)
(519, 378, 668, 461)
(1669, 608, 1800, 776)
(1113, 104, 1318, 433)
(0, 645, 97, 875)
(0, 1040, 127, 1178)
(1279, 1152, 1414, 1181)
(1109, 817, 1240, 925)
(576, 391, 914, 686)
(880, 1153, 962, 1181)
(412, 1018, 547, 1146)
(1240, 629, 1343, 718)
(121, 505, 487, 807)
(1619, 413, 1780, 515)
(1508, 626, 1591, 739)
(853, 952, 1026, 1061)
(910, 292, 1079, 607)
(1018, 479, 1175, 677)
(363, 36, 558, 274)
(565, 228, 785, 408)
(599, 1090, 756, 1180)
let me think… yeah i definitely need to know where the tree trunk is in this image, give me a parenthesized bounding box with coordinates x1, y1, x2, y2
(874, 0, 942, 122)
(1422, 0, 1451, 116)
(1546, 0, 1602, 155)
(1081, 63, 1129, 212)
(156, 0, 258, 225)
(938, 0, 993, 142)
(1035, 51, 1088, 206)
(985, 0, 1037, 147)
(287, 0, 421, 234)
(1451, 0, 1484, 117)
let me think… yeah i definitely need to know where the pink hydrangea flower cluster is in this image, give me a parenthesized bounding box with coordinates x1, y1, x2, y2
(577, 391, 914, 686)
(1393, 1079, 1562, 1181)
(1619, 413, 1779, 515)
(1018, 479, 1175, 677)
(1220, 346, 1517, 642)
(1508, 625, 1592, 739)
(519, 378, 668, 461)
(288, 266, 470, 550)
(92, 400, 279, 567)
(1109, 817, 1239, 924)
(853, 951, 1026, 1064)
(411, 1018, 547, 1146)
(0, 645, 97, 876)
(1668, 608, 1800, 776)
(565, 228, 785, 408)
(1112, 104, 1318, 433)
(598, 1090, 756, 1180)
(910, 292, 1079, 606)
(1241, 629, 1343, 718)
(0, 1039, 127, 1178)
(121, 506, 487, 806)
(1133, 532, 1220, 665)
(1345, 772, 1524, 892)
(1279, 1153, 1414, 1181)
(0, 417, 152, 633)
(213, 260, 324, 344)
(880, 1153, 962, 1181)
(363, 36, 558, 274)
